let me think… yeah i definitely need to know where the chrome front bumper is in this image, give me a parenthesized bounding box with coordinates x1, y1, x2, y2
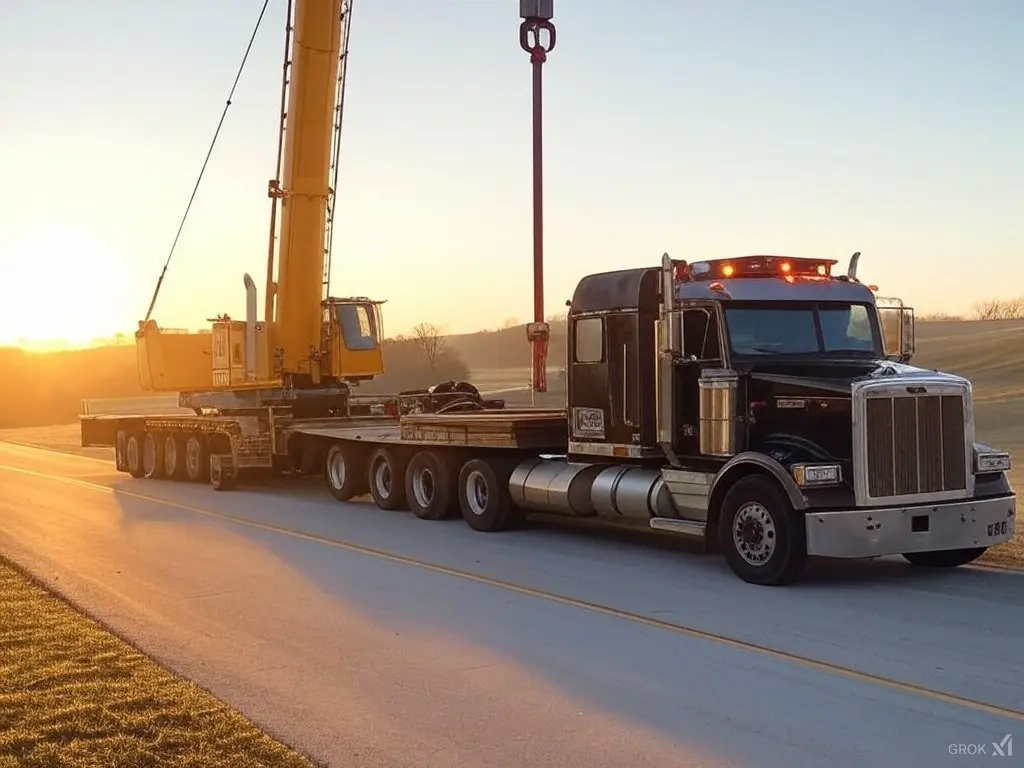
(804, 494, 1016, 559)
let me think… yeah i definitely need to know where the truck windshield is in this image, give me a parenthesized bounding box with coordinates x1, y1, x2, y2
(724, 303, 878, 357)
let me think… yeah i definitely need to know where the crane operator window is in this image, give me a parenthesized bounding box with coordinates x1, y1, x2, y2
(337, 304, 379, 351)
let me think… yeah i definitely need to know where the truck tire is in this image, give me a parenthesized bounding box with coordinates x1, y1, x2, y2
(142, 432, 164, 479)
(901, 547, 987, 568)
(325, 443, 368, 502)
(405, 450, 459, 521)
(125, 433, 145, 478)
(367, 446, 408, 511)
(163, 433, 187, 480)
(458, 458, 524, 532)
(184, 434, 209, 483)
(718, 474, 808, 586)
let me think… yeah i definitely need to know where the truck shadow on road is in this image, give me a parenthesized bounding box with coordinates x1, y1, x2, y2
(109, 472, 1019, 591)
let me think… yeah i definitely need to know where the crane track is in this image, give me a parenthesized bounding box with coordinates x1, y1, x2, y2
(2, 455, 1023, 725)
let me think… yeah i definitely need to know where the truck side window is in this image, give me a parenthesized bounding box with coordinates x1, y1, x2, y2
(681, 308, 721, 361)
(574, 316, 604, 363)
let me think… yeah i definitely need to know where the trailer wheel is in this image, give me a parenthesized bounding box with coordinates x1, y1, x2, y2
(325, 443, 368, 501)
(142, 432, 164, 479)
(163, 433, 187, 480)
(718, 474, 808, 586)
(184, 434, 209, 483)
(367, 447, 408, 510)
(115, 430, 130, 472)
(210, 454, 237, 491)
(458, 458, 524, 532)
(901, 547, 987, 568)
(405, 450, 459, 521)
(125, 433, 145, 478)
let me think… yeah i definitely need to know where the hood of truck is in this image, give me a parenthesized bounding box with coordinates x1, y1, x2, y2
(743, 359, 970, 465)
(744, 358, 969, 396)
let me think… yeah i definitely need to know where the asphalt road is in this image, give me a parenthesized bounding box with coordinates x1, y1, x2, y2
(1, 441, 1022, 768)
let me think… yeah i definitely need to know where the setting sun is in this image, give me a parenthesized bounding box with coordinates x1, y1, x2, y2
(0, 229, 132, 349)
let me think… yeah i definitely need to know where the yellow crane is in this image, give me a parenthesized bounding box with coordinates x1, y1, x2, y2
(135, 0, 384, 415)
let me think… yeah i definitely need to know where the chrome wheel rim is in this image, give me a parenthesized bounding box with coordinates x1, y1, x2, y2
(327, 450, 347, 490)
(412, 466, 435, 507)
(465, 470, 488, 516)
(373, 460, 392, 498)
(733, 501, 777, 566)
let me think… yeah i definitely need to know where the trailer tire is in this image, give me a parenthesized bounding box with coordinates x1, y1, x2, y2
(901, 547, 987, 568)
(325, 443, 368, 501)
(210, 454, 237, 491)
(142, 432, 164, 479)
(115, 430, 130, 472)
(163, 433, 187, 480)
(125, 433, 145, 478)
(718, 474, 808, 586)
(405, 450, 459, 521)
(458, 458, 524, 532)
(184, 434, 209, 483)
(367, 447, 408, 511)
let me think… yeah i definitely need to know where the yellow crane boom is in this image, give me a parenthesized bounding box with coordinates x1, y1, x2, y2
(136, 0, 384, 406)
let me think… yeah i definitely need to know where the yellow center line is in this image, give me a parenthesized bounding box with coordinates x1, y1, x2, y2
(1, 460, 1022, 723)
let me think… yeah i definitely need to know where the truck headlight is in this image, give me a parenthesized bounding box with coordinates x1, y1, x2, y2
(791, 463, 842, 487)
(974, 451, 1011, 473)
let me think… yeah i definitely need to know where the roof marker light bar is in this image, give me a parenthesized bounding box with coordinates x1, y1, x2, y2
(676, 255, 839, 282)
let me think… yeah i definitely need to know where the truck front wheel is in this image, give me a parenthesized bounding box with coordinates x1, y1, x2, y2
(902, 548, 987, 568)
(718, 475, 808, 586)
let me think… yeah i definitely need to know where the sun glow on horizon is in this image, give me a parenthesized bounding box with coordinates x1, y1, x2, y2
(0, 229, 135, 348)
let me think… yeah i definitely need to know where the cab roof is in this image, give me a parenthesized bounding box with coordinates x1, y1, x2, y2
(569, 262, 875, 315)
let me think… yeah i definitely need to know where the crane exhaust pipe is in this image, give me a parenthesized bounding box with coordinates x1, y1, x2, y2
(243, 273, 258, 381)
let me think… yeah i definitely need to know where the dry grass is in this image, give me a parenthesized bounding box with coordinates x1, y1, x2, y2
(910, 320, 1024, 569)
(0, 558, 316, 768)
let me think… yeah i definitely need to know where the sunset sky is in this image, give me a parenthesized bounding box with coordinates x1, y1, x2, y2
(1, 0, 1021, 347)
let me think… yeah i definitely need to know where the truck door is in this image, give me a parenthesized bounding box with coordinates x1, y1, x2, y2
(605, 311, 639, 445)
(675, 305, 724, 457)
(567, 313, 612, 446)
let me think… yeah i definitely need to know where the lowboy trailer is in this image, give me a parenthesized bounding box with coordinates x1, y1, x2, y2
(83, 252, 1017, 586)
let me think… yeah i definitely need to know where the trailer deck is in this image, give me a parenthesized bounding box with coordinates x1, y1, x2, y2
(294, 407, 567, 450)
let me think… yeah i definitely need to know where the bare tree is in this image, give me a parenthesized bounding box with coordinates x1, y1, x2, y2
(973, 299, 1005, 320)
(411, 322, 447, 368)
(501, 317, 520, 330)
(972, 297, 1024, 321)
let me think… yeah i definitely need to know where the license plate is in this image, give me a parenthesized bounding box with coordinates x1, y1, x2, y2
(987, 520, 1009, 537)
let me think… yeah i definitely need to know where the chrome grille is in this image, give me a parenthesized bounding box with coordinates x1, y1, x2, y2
(865, 393, 967, 499)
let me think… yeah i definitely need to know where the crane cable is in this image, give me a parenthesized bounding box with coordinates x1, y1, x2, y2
(143, 0, 272, 323)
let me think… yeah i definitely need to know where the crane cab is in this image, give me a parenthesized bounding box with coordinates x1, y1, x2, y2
(323, 297, 385, 382)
